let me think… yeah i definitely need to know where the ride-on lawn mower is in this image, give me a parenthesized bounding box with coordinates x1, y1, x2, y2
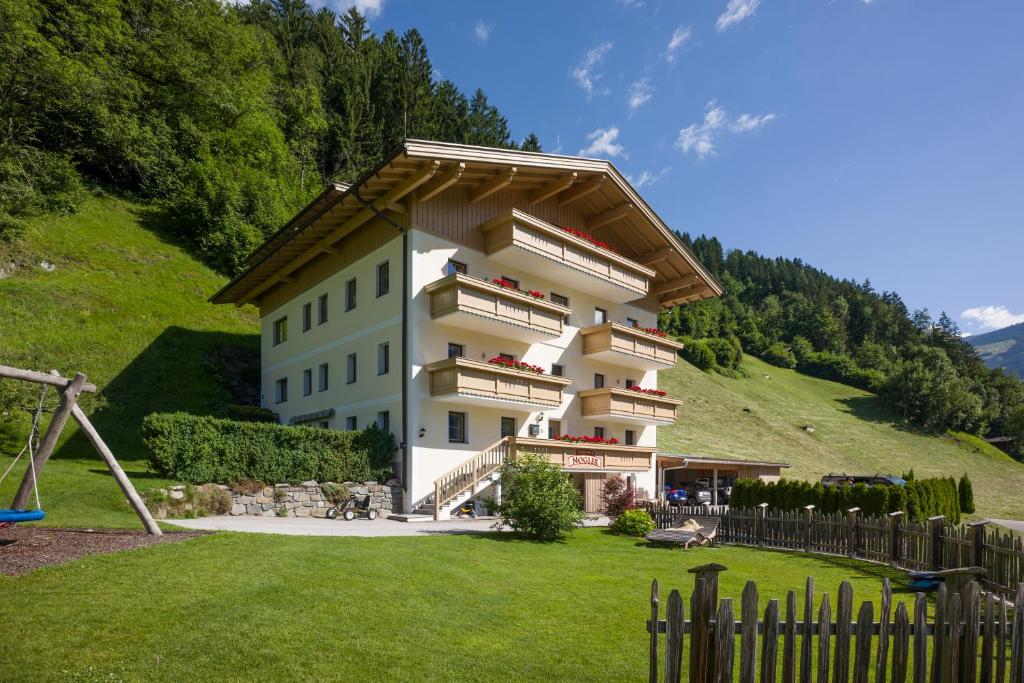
(326, 494, 378, 521)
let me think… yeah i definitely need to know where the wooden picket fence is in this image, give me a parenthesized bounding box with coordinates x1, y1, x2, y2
(647, 567, 1024, 683)
(641, 502, 1024, 598)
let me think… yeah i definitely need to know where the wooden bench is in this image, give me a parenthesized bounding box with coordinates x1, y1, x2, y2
(646, 516, 721, 549)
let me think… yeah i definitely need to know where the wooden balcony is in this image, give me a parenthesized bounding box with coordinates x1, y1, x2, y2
(425, 273, 571, 342)
(424, 357, 572, 409)
(579, 322, 683, 370)
(478, 209, 655, 304)
(508, 436, 654, 472)
(577, 387, 682, 425)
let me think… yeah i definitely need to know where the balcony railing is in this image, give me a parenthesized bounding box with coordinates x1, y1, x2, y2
(577, 387, 682, 425)
(425, 273, 571, 342)
(424, 357, 572, 409)
(579, 322, 683, 370)
(508, 436, 655, 472)
(478, 209, 655, 304)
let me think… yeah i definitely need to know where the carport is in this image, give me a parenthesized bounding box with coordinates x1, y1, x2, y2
(655, 454, 790, 505)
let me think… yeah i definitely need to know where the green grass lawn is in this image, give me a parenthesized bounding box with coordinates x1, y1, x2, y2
(659, 355, 1024, 519)
(1, 529, 912, 681)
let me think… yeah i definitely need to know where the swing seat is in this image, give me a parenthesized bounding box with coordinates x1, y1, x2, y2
(0, 509, 45, 524)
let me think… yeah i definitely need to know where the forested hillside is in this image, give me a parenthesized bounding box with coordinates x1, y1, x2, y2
(660, 235, 1024, 453)
(969, 323, 1024, 379)
(1, 0, 536, 274)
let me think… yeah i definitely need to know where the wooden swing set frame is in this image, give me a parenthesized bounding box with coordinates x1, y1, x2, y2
(0, 364, 161, 535)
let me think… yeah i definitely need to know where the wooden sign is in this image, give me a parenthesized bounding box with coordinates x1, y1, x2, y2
(566, 453, 603, 468)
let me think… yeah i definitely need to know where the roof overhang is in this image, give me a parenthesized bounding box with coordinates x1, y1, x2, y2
(656, 453, 791, 469)
(211, 140, 724, 308)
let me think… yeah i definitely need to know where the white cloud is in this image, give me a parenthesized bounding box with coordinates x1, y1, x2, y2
(628, 78, 654, 112)
(731, 112, 776, 132)
(629, 166, 672, 189)
(474, 20, 494, 44)
(666, 26, 692, 63)
(961, 306, 1024, 332)
(676, 100, 775, 159)
(579, 127, 626, 158)
(330, 0, 385, 18)
(571, 42, 613, 97)
(716, 0, 760, 32)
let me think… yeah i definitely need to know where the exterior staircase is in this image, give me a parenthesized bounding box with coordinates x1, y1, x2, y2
(414, 437, 510, 520)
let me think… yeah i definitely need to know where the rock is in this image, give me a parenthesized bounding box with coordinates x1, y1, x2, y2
(262, 509, 276, 517)
(297, 493, 310, 502)
(39, 260, 56, 272)
(301, 480, 318, 487)
(230, 504, 246, 516)
(246, 504, 261, 515)
(169, 490, 185, 501)
(295, 507, 311, 517)
(303, 500, 315, 507)
(0, 262, 15, 279)
(311, 508, 328, 518)
(261, 503, 273, 511)
(217, 484, 230, 490)
(236, 496, 253, 505)
(255, 496, 271, 505)
(285, 501, 298, 509)
(262, 487, 274, 497)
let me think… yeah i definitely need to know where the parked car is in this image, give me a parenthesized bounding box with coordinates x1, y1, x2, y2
(665, 482, 712, 507)
(695, 476, 733, 504)
(820, 474, 906, 488)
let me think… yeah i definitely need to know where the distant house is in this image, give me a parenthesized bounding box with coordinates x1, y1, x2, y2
(211, 140, 725, 517)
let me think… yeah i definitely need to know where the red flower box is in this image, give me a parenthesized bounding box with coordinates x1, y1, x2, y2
(526, 290, 545, 299)
(631, 323, 667, 338)
(626, 385, 668, 397)
(487, 356, 545, 374)
(560, 226, 619, 253)
(492, 278, 519, 290)
(557, 434, 620, 445)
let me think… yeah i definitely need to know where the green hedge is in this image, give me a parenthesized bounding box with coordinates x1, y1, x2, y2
(143, 413, 395, 484)
(730, 477, 960, 523)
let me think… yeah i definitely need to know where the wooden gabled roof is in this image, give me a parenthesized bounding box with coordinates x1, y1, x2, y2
(211, 140, 723, 308)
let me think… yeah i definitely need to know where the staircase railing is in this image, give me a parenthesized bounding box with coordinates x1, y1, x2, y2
(434, 437, 510, 519)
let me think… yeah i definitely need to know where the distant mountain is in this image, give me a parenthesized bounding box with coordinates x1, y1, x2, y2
(968, 323, 1024, 378)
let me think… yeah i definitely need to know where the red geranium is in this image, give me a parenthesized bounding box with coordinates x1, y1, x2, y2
(631, 322, 667, 338)
(627, 385, 668, 397)
(526, 290, 544, 299)
(560, 226, 619, 253)
(487, 356, 545, 374)
(557, 434, 620, 445)
(492, 278, 519, 290)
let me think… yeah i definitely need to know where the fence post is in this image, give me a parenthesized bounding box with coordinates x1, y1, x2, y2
(888, 511, 904, 567)
(969, 521, 987, 568)
(757, 502, 768, 547)
(688, 563, 728, 611)
(846, 507, 860, 559)
(803, 505, 814, 552)
(929, 515, 946, 571)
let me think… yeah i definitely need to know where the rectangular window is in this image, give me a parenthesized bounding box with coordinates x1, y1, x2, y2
(499, 352, 515, 362)
(447, 343, 464, 358)
(376, 411, 390, 433)
(548, 419, 562, 439)
(376, 261, 390, 297)
(500, 416, 516, 438)
(302, 303, 312, 332)
(625, 429, 636, 446)
(625, 378, 636, 389)
(274, 377, 288, 404)
(551, 364, 564, 377)
(273, 317, 288, 346)
(499, 275, 519, 289)
(345, 415, 357, 430)
(445, 259, 467, 276)
(347, 353, 357, 384)
(318, 363, 329, 392)
(318, 293, 329, 325)
(448, 411, 467, 443)
(551, 293, 571, 324)
(302, 368, 312, 396)
(345, 278, 357, 311)
(594, 373, 605, 389)
(594, 426, 605, 439)
(626, 317, 638, 328)
(594, 307, 607, 325)
(378, 342, 390, 375)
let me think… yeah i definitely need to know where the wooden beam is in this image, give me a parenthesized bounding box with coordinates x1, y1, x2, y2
(0, 365, 97, 394)
(242, 161, 440, 301)
(418, 162, 465, 202)
(652, 275, 702, 297)
(322, 246, 341, 255)
(384, 201, 407, 214)
(468, 166, 516, 204)
(11, 372, 87, 509)
(637, 247, 676, 267)
(71, 403, 162, 535)
(529, 172, 577, 204)
(558, 174, 606, 205)
(589, 202, 634, 230)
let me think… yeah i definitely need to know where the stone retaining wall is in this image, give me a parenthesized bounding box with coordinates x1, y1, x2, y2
(228, 481, 401, 518)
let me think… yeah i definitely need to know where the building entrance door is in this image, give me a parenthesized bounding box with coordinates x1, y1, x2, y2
(569, 473, 608, 513)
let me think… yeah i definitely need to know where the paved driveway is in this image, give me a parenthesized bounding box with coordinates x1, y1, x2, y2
(166, 515, 610, 537)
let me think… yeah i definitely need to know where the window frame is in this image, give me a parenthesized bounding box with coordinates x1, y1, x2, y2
(626, 317, 638, 328)
(302, 368, 312, 396)
(594, 426, 605, 439)
(500, 416, 516, 438)
(318, 363, 329, 392)
(273, 317, 288, 346)
(345, 416, 357, 431)
(445, 259, 467, 276)
(594, 373, 605, 389)
(447, 342, 464, 358)
(376, 410, 390, 433)
(376, 261, 390, 298)
(318, 293, 329, 325)
(346, 353, 357, 384)
(448, 411, 468, 443)
(594, 307, 607, 325)
(345, 278, 357, 311)
(274, 377, 288, 404)
(548, 419, 562, 439)
(378, 342, 390, 375)
(624, 429, 636, 446)
(551, 364, 564, 377)
(302, 303, 312, 332)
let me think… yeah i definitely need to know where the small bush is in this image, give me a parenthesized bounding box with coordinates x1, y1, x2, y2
(958, 474, 975, 514)
(197, 484, 233, 515)
(601, 475, 635, 518)
(230, 479, 265, 495)
(679, 336, 717, 371)
(762, 341, 797, 369)
(496, 453, 584, 540)
(320, 482, 349, 507)
(610, 508, 655, 537)
(706, 336, 743, 370)
(219, 405, 279, 424)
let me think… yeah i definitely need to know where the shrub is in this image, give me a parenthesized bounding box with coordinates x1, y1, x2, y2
(230, 479, 265, 495)
(320, 482, 350, 507)
(218, 405, 279, 423)
(958, 474, 975, 515)
(762, 341, 797, 369)
(679, 336, 717, 371)
(495, 453, 584, 540)
(601, 475, 635, 518)
(143, 413, 395, 484)
(197, 484, 232, 515)
(706, 336, 743, 370)
(610, 508, 655, 537)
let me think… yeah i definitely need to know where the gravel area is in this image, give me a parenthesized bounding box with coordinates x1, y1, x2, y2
(0, 526, 206, 575)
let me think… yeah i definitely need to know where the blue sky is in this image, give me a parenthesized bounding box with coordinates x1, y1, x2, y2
(339, 0, 1023, 335)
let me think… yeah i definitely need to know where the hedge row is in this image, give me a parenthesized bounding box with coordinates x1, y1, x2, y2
(142, 412, 396, 484)
(730, 477, 962, 523)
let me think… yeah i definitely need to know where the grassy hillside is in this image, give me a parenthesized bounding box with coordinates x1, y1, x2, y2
(659, 355, 1024, 518)
(0, 192, 258, 527)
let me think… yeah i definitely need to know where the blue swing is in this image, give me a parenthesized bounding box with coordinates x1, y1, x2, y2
(0, 509, 45, 524)
(0, 385, 48, 527)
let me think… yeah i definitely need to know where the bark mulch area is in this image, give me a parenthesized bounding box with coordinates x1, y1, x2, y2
(0, 526, 208, 575)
